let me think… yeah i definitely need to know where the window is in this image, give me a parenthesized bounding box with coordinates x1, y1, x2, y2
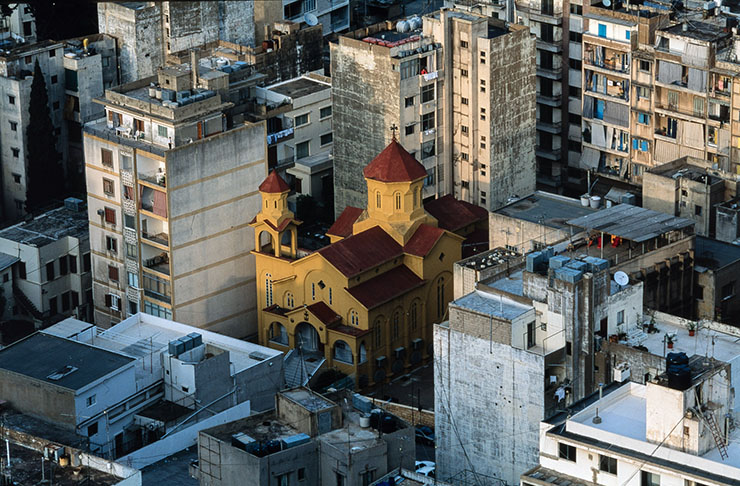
(721, 282, 734, 299)
(480, 108, 486, 121)
(422, 112, 435, 131)
(597, 23, 607, 38)
(636, 85, 650, 100)
(351, 310, 359, 326)
(125, 242, 137, 258)
(421, 140, 435, 159)
(101, 148, 113, 168)
(129, 300, 138, 315)
(569, 31, 582, 43)
(87, 423, 98, 437)
(49, 296, 58, 315)
(12, 173, 21, 184)
(9, 121, 17, 131)
(425, 167, 435, 186)
(83, 253, 91, 272)
(2, 273, 7, 283)
(11, 148, 19, 158)
(638, 112, 650, 125)
(558, 443, 576, 462)
(460, 40, 469, 48)
(421, 84, 435, 103)
(461, 97, 468, 105)
(106, 236, 118, 253)
(568, 86, 582, 99)
(18, 262, 26, 280)
(405, 124, 415, 135)
(320, 106, 332, 118)
(641, 471, 660, 486)
(143, 301, 172, 320)
(632, 138, 649, 152)
(570, 3, 582, 14)
(157, 125, 168, 137)
(461, 68, 468, 77)
(336, 472, 345, 486)
(461, 152, 469, 161)
(360, 470, 376, 486)
(104, 207, 116, 224)
(294, 113, 309, 127)
(480, 79, 486, 93)
(405, 96, 415, 107)
(461, 125, 469, 136)
(59, 257, 68, 276)
(693, 96, 704, 117)
(108, 265, 119, 282)
(296, 140, 309, 159)
(376, 191, 381, 208)
(298, 468, 306, 481)
(626, 30, 631, 40)
(599, 455, 617, 474)
(639, 60, 651, 72)
(695, 205, 703, 216)
(320, 132, 333, 146)
(127, 271, 139, 288)
(401, 58, 420, 79)
(46, 262, 55, 281)
(617, 310, 624, 326)
(103, 178, 115, 196)
(52, 101, 60, 110)
(569, 59, 582, 70)
(8, 95, 15, 105)
(395, 192, 401, 210)
(668, 90, 679, 108)
(481, 142, 486, 150)
(51, 74, 58, 84)
(265, 273, 273, 306)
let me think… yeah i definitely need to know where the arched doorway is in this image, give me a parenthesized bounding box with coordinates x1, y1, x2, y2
(295, 322, 320, 353)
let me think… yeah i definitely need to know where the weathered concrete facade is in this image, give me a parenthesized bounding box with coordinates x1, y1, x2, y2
(331, 9, 536, 215)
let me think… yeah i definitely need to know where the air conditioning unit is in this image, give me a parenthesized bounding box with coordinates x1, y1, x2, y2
(412, 338, 423, 350)
(375, 356, 387, 369)
(394, 346, 406, 359)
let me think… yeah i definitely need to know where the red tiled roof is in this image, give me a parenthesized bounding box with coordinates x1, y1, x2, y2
(403, 224, 445, 257)
(329, 324, 372, 337)
(319, 226, 403, 277)
(326, 206, 364, 238)
(306, 302, 341, 325)
(264, 304, 289, 316)
(424, 195, 488, 232)
(259, 170, 290, 193)
(363, 139, 427, 183)
(347, 265, 425, 309)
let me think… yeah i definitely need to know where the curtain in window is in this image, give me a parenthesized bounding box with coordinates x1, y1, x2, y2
(657, 61, 681, 84)
(604, 101, 629, 127)
(682, 122, 704, 149)
(688, 68, 707, 92)
(152, 189, 168, 218)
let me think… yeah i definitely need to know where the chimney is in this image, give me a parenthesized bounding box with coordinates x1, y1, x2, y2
(190, 49, 198, 90)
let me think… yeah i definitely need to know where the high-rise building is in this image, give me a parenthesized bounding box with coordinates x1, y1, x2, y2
(331, 9, 536, 215)
(83, 66, 267, 336)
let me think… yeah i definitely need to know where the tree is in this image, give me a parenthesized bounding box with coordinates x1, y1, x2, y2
(25, 59, 64, 213)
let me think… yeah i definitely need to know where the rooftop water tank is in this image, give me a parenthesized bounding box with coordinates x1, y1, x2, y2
(397, 20, 410, 33)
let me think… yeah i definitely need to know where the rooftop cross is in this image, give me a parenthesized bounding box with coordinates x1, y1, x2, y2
(390, 123, 398, 141)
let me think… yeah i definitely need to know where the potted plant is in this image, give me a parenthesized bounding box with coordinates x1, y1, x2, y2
(687, 321, 697, 337)
(666, 333, 675, 349)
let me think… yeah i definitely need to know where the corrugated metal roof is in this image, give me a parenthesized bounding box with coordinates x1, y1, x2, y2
(566, 204, 694, 242)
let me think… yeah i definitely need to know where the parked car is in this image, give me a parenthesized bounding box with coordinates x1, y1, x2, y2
(415, 461, 435, 471)
(416, 465, 435, 478)
(415, 425, 435, 445)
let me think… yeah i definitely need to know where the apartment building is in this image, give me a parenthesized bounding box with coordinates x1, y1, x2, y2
(448, 0, 588, 190)
(282, 0, 350, 37)
(0, 198, 92, 326)
(521, 356, 739, 486)
(0, 38, 66, 221)
(331, 9, 535, 215)
(0, 3, 36, 42)
(83, 65, 267, 337)
(97, 1, 256, 84)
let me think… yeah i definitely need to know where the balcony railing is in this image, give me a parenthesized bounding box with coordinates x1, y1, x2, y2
(584, 58, 629, 74)
(143, 252, 170, 276)
(142, 230, 169, 247)
(138, 171, 166, 188)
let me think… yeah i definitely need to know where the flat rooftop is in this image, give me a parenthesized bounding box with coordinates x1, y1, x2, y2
(565, 382, 740, 478)
(203, 411, 300, 444)
(364, 28, 421, 43)
(661, 21, 729, 42)
(319, 422, 383, 451)
(281, 388, 336, 412)
(0, 252, 19, 272)
(567, 204, 694, 243)
(458, 247, 521, 272)
(495, 192, 597, 229)
(0, 204, 89, 246)
(695, 236, 740, 270)
(0, 333, 134, 391)
(649, 164, 721, 185)
(268, 77, 330, 99)
(485, 269, 525, 297)
(451, 289, 533, 321)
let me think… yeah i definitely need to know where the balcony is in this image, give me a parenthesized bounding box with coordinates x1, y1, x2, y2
(537, 120, 562, 134)
(142, 242, 170, 276)
(83, 119, 165, 157)
(537, 65, 562, 79)
(584, 58, 629, 75)
(536, 38, 563, 52)
(537, 92, 562, 106)
(141, 214, 169, 248)
(142, 272, 171, 304)
(139, 170, 166, 188)
(536, 146, 562, 161)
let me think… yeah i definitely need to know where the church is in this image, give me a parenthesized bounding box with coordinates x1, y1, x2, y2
(250, 138, 487, 389)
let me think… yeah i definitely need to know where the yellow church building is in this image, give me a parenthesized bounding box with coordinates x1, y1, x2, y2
(250, 139, 486, 389)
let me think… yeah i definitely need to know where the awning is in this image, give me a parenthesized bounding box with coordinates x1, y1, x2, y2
(580, 147, 600, 170)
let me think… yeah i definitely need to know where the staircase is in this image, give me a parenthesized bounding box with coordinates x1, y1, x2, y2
(12, 284, 43, 320)
(704, 411, 729, 460)
(283, 349, 326, 388)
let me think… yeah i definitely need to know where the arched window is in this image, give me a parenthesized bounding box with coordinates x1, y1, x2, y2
(394, 192, 401, 210)
(436, 277, 445, 318)
(285, 292, 294, 308)
(359, 342, 367, 363)
(333, 340, 353, 364)
(376, 191, 382, 208)
(392, 311, 400, 340)
(274, 200, 277, 208)
(410, 302, 418, 330)
(374, 318, 383, 348)
(265, 273, 273, 306)
(329, 288, 333, 305)
(414, 187, 421, 208)
(268, 322, 288, 345)
(350, 310, 359, 326)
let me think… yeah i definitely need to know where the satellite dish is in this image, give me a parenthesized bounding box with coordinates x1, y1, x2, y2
(304, 13, 319, 26)
(603, 0, 612, 6)
(614, 271, 629, 287)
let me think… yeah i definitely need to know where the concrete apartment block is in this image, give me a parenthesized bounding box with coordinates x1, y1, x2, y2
(331, 9, 535, 216)
(84, 69, 267, 337)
